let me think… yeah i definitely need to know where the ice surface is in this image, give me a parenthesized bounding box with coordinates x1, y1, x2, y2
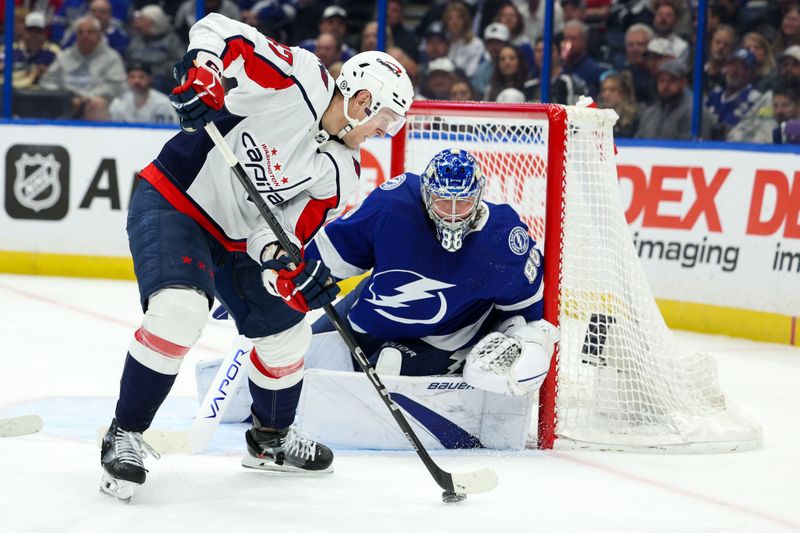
(0, 274, 798, 532)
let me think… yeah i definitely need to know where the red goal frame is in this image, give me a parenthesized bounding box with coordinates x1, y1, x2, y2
(390, 101, 569, 449)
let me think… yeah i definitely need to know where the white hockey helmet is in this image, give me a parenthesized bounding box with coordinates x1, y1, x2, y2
(335, 50, 414, 137)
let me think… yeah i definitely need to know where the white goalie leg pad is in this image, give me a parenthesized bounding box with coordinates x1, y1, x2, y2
(304, 331, 353, 371)
(464, 316, 559, 395)
(248, 319, 311, 390)
(129, 286, 208, 375)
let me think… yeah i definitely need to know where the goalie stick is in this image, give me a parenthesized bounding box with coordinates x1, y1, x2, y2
(0, 414, 43, 437)
(205, 122, 499, 498)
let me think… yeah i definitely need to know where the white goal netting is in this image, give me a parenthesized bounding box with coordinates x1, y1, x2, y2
(401, 103, 762, 452)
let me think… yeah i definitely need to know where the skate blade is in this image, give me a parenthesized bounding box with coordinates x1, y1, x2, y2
(100, 472, 141, 504)
(241, 455, 333, 474)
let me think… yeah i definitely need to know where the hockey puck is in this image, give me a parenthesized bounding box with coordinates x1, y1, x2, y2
(442, 491, 467, 503)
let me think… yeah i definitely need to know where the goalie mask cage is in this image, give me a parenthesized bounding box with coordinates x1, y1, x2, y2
(391, 101, 762, 453)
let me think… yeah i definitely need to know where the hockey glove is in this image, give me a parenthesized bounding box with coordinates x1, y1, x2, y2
(170, 50, 225, 134)
(262, 255, 340, 313)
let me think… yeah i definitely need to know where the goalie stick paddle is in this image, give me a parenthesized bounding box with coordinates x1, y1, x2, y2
(205, 122, 499, 497)
(0, 415, 44, 437)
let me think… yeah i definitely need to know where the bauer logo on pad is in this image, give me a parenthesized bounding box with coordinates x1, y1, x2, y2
(5, 144, 70, 220)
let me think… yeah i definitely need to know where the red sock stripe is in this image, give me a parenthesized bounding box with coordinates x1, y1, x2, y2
(249, 348, 304, 378)
(134, 327, 190, 358)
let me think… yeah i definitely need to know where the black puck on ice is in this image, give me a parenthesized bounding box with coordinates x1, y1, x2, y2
(442, 491, 467, 503)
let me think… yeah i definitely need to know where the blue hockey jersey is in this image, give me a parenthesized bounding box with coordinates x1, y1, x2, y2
(306, 173, 544, 351)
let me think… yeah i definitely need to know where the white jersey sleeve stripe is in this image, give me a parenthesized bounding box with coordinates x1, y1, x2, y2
(494, 283, 544, 312)
(312, 227, 367, 279)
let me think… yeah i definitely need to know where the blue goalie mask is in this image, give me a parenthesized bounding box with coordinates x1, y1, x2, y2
(420, 149, 485, 252)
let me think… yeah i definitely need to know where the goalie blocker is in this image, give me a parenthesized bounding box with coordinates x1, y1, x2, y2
(195, 320, 557, 450)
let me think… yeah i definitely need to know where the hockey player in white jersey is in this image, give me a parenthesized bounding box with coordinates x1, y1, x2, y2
(304, 148, 558, 396)
(99, 13, 413, 502)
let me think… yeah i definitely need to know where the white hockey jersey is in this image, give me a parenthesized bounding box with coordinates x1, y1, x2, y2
(139, 13, 360, 261)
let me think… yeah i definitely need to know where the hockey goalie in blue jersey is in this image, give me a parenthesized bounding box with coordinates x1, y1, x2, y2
(305, 148, 558, 396)
(99, 12, 414, 502)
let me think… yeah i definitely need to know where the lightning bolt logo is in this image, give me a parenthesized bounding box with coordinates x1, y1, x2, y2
(364, 270, 455, 325)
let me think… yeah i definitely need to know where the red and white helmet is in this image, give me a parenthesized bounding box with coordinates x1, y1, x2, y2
(335, 51, 414, 137)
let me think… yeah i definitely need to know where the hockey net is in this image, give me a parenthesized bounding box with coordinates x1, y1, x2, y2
(391, 101, 762, 453)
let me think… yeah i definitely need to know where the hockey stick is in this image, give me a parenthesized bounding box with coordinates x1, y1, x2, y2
(0, 414, 43, 437)
(96, 335, 252, 454)
(206, 122, 498, 498)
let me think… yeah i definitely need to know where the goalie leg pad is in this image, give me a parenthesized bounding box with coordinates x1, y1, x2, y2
(129, 286, 209, 374)
(248, 319, 311, 391)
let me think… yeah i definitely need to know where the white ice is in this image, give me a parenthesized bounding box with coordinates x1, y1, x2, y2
(0, 274, 798, 533)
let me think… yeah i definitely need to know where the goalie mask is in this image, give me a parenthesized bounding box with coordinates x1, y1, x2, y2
(421, 149, 486, 252)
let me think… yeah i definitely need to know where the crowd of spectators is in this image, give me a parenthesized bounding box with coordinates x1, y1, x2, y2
(3, 0, 800, 143)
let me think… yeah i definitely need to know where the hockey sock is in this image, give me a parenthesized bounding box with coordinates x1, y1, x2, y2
(248, 379, 303, 430)
(114, 353, 178, 432)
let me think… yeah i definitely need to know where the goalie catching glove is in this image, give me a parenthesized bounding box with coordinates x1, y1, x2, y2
(261, 245, 340, 313)
(170, 50, 225, 133)
(464, 317, 559, 396)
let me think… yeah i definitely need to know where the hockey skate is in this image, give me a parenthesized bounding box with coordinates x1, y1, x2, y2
(242, 416, 333, 474)
(99, 418, 160, 503)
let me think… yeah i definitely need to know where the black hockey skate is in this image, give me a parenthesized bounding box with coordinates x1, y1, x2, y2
(242, 415, 333, 474)
(100, 418, 160, 503)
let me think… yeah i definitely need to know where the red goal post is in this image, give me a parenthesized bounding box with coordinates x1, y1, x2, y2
(390, 101, 762, 453)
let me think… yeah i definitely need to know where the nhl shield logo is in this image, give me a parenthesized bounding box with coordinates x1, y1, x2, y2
(5, 145, 69, 220)
(14, 153, 61, 212)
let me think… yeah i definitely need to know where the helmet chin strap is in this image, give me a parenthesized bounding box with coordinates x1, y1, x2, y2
(337, 92, 372, 139)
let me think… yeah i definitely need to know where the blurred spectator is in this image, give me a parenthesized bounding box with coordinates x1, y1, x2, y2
(444, 1, 487, 78)
(472, 22, 511, 100)
(772, 82, 800, 143)
(175, 0, 241, 43)
(327, 60, 343, 80)
(599, 70, 638, 137)
(774, 3, 800, 55)
(315, 32, 342, 69)
(387, 45, 419, 88)
(517, 0, 565, 43)
(386, 0, 419, 61)
(59, 0, 129, 57)
(562, 19, 606, 97)
(651, 1, 688, 64)
(419, 20, 448, 64)
(494, 2, 535, 72)
(562, 0, 607, 62)
(110, 61, 176, 124)
(51, 0, 130, 46)
(562, 0, 586, 22)
(240, 0, 298, 36)
(420, 56, 456, 100)
(496, 87, 525, 103)
(743, 31, 777, 92)
(40, 15, 125, 120)
(644, 37, 677, 78)
(299, 6, 356, 62)
(449, 77, 477, 100)
(126, 5, 184, 94)
(704, 25, 738, 92)
(636, 59, 705, 139)
(360, 21, 393, 53)
(705, 48, 763, 139)
(485, 44, 530, 101)
(524, 37, 587, 105)
(617, 23, 655, 105)
(656, 0, 692, 38)
(779, 45, 800, 85)
(0, 12, 61, 89)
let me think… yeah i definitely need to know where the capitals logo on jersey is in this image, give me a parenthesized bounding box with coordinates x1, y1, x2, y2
(363, 270, 455, 324)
